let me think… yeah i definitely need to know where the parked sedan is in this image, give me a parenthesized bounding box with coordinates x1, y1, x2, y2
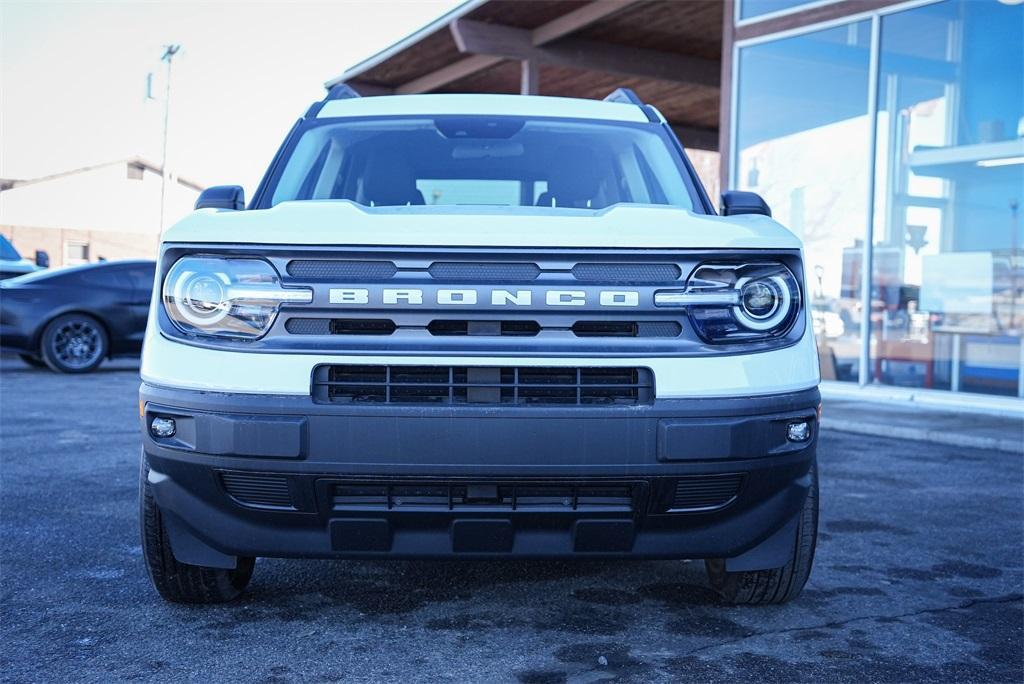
(1, 260, 155, 373)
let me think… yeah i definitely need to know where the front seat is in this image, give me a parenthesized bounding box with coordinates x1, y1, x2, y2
(362, 152, 425, 207)
(536, 147, 603, 208)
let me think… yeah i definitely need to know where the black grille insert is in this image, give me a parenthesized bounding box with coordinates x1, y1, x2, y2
(286, 318, 397, 335)
(332, 481, 636, 512)
(313, 365, 653, 405)
(428, 262, 541, 281)
(287, 260, 398, 280)
(572, 321, 683, 338)
(220, 472, 294, 509)
(427, 320, 541, 337)
(571, 263, 682, 283)
(670, 474, 744, 512)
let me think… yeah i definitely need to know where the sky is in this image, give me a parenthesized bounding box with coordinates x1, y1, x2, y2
(0, 0, 462, 198)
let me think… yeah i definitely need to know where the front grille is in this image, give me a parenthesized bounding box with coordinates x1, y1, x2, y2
(286, 318, 397, 335)
(427, 320, 541, 336)
(571, 263, 681, 282)
(313, 365, 653, 405)
(287, 260, 397, 280)
(669, 474, 744, 512)
(220, 472, 294, 509)
(428, 262, 541, 281)
(287, 318, 679, 338)
(572, 321, 682, 338)
(332, 481, 636, 512)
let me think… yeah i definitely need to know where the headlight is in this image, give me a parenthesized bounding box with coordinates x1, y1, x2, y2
(163, 257, 311, 339)
(654, 261, 801, 343)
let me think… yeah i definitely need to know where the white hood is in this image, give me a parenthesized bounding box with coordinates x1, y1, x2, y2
(163, 201, 802, 251)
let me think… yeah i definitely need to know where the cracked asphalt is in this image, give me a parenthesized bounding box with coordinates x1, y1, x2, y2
(1, 356, 1021, 683)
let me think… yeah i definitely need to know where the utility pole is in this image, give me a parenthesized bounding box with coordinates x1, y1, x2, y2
(158, 44, 180, 233)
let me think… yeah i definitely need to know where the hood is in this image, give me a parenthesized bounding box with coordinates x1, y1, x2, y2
(163, 201, 803, 251)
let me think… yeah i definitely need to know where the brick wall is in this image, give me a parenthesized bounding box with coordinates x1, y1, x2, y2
(0, 225, 159, 268)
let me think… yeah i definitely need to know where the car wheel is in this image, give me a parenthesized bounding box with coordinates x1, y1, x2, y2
(40, 313, 108, 373)
(18, 353, 46, 368)
(139, 455, 255, 603)
(705, 461, 818, 605)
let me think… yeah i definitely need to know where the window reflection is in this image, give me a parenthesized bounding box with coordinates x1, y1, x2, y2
(736, 21, 872, 382)
(871, 0, 1023, 396)
(739, 0, 832, 21)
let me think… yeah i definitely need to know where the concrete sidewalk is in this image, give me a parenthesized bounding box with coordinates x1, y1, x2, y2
(821, 398, 1024, 454)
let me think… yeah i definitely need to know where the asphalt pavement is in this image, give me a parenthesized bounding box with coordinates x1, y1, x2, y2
(1, 355, 1021, 683)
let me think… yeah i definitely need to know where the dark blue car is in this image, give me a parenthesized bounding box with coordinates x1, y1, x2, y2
(1, 260, 155, 373)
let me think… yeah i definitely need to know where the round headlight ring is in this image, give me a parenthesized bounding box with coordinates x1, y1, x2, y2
(171, 269, 232, 327)
(732, 275, 792, 331)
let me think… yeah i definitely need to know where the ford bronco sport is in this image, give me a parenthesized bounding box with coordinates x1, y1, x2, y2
(139, 87, 820, 604)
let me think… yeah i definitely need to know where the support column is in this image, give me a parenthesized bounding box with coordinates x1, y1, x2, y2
(520, 60, 539, 95)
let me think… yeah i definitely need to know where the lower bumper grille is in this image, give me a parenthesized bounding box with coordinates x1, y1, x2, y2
(332, 481, 636, 513)
(220, 472, 295, 509)
(670, 474, 744, 512)
(313, 365, 653, 406)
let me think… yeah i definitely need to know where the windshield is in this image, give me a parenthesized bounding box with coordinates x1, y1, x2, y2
(264, 116, 700, 211)
(0, 235, 22, 261)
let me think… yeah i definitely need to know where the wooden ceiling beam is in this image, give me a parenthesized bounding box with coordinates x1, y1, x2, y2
(670, 124, 719, 151)
(531, 0, 646, 46)
(451, 18, 719, 88)
(395, 54, 503, 95)
(393, 0, 672, 95)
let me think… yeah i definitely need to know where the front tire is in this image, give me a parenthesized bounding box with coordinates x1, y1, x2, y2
(139, 456, 254, 603)
(705, 462, 818, 605)
(40, 313, 108, 373)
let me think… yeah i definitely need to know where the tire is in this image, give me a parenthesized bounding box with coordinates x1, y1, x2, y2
(705, 461, 818, 605)
(18, 353, 46, 368)
(40, 313, 108, 373)
(139, 455, 255, 603)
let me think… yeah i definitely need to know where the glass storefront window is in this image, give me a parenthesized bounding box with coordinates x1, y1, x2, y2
(735, 21, 872, 382)
(738, 0, 837, 22)
(870, 0, 1024, 396)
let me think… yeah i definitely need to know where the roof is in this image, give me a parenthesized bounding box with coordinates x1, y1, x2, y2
(317, 93, 651, 122)
(0, 157, 205, 193)
(325, 0, 723, 151)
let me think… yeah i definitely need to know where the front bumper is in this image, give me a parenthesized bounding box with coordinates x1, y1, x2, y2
(141, 383, 819, 568)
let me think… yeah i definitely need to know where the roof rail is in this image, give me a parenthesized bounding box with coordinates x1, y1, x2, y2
(305, 83, 362, 118)
(326, 83, 363, 101)
(603, 88, 644, 106)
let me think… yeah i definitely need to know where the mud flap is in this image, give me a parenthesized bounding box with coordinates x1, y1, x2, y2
(162, 510, 238, 570)
(724, 514, 798, 572)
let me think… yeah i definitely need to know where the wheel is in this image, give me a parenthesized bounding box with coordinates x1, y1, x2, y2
(705, 462, 818, 605)
(40, 313, 108, 373)
(139, 456, 255, 603)
(18, 353, 46, 368)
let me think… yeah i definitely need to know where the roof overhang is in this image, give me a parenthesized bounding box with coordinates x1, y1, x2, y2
(325, 0, 724, 151)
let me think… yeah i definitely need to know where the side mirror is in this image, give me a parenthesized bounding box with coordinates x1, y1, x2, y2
(195, 185, 245, 211)
(34, 250, 49, 268)
(721, 190, 771, 217)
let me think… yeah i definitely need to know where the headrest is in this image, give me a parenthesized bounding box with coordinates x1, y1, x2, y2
(362, 151, 423, 206)
(546, 146, 602, 207)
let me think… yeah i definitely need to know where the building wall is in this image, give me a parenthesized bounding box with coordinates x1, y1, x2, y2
(0, 225, 160, 268)
(0, 161, 199, 268)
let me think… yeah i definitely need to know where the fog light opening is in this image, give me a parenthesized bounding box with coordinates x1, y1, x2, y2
(150, 416, 176, 439)
(787, 421, 811, 443)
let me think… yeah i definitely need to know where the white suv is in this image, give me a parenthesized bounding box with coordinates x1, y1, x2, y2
(139, 87, 820, 604)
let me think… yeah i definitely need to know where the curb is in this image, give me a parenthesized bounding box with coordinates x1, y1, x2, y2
(820, 418, 1024, 455)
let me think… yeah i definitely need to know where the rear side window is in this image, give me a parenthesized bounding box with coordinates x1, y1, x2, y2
(80, 266, 131, 288)
(0, 235, 21, 261)
(267, 116, 699, 212)
(127, 265, 156, 292)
